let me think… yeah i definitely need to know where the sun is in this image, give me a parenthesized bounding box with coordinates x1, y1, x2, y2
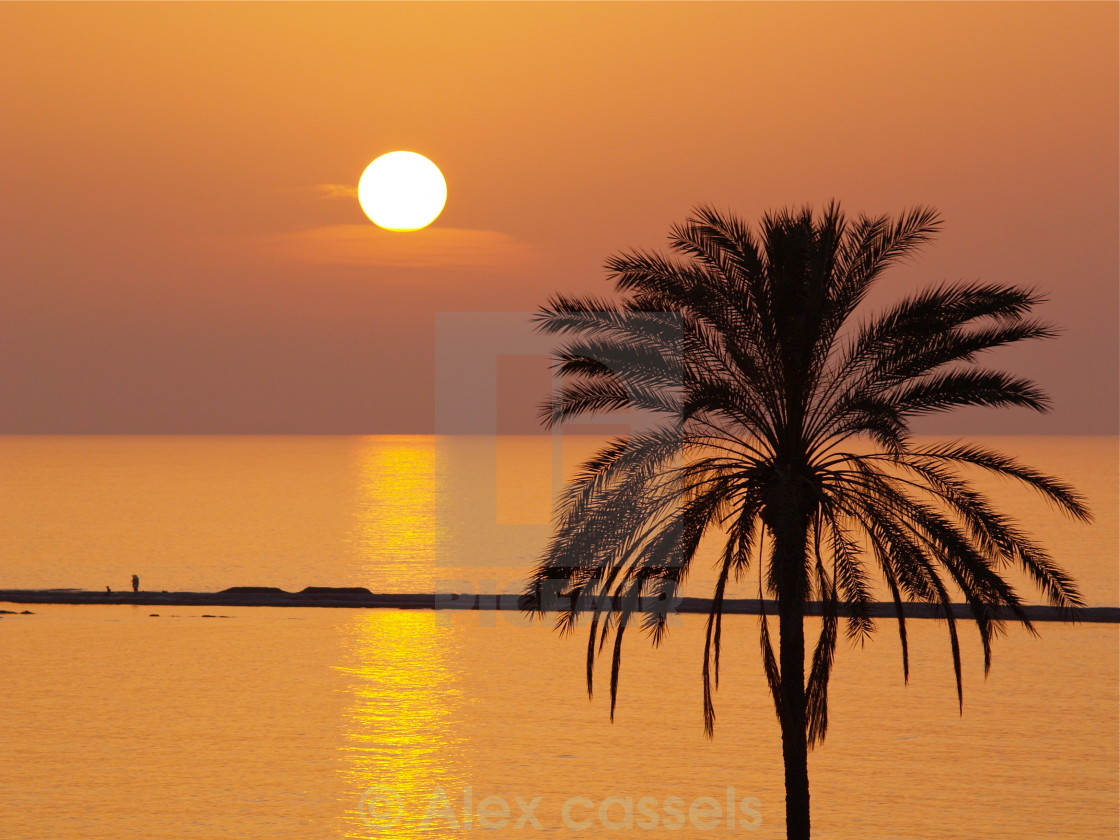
(357, 151, 447, 231)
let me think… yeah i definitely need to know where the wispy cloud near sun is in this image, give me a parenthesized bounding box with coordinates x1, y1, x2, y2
(259, 181, 537, 269)
(313, 183, 359, 200)
(267, 224, 538, 269)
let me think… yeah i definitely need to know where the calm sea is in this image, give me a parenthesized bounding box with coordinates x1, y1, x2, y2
(0, 435, 1117, 839)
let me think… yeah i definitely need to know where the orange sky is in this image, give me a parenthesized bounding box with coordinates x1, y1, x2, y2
(1, 2, 1116, 433)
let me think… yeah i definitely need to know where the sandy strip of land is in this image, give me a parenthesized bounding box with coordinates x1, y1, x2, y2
(0, 587, 1116, 621)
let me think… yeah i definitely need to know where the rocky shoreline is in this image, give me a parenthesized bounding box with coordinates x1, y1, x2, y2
(0, 587, 1116, 621)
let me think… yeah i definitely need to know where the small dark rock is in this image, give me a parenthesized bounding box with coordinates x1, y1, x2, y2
(299, 586, 373, 597)
(221, 586, 289, 595)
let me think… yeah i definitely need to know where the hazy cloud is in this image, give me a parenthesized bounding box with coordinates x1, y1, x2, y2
(314, 183, 358, 200)
(267, 224, 539, 269)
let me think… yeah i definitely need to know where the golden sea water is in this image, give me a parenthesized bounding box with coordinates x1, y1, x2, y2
(0, 435, 1115, 604)
(0, 435, 1116, 839)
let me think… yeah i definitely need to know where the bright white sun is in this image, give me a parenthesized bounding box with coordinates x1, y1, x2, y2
(357, 151, 447, 231)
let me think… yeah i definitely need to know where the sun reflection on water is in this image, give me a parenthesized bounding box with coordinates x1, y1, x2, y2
(351, 437, 440, 592)
(336, 610, 466, 839)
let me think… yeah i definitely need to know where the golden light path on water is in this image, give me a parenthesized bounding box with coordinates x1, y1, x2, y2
(351, 437, 440, 593)
(337, 611, 467, 840)
(342, 438, 466, 838)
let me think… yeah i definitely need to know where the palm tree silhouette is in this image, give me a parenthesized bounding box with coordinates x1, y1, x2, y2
(521, 204, 1089, 840)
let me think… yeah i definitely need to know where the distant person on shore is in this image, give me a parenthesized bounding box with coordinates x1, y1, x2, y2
(131, 574, 139, 593)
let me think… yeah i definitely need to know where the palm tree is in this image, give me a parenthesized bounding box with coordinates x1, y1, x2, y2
(521, 204, 1089, 840)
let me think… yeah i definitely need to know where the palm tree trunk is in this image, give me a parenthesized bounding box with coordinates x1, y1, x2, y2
(773, 498, 812, 840)
(778, 593, 810, 840)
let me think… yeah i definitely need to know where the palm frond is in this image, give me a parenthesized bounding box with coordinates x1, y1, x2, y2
(524, 202, 1088, 758)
